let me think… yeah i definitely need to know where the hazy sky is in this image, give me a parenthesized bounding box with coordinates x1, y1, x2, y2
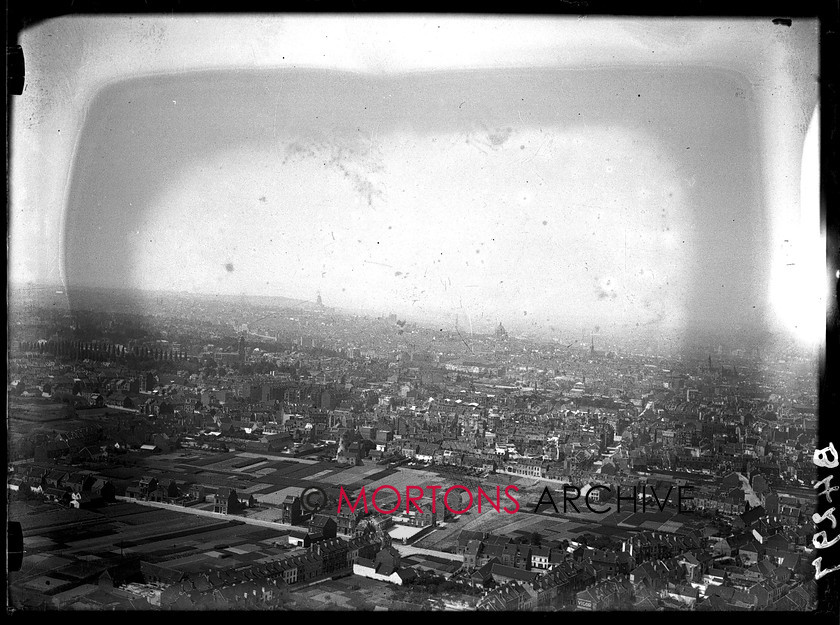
(63, 68, 762, 335)
(10, 16, 820, 340)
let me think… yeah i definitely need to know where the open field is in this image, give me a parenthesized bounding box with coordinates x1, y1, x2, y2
(7, 497, 303, 608)
(290, 575, 397, 610)
(9, 397, 75, 422)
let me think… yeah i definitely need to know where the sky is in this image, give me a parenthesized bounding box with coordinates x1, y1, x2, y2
(10, 16, 820, 343)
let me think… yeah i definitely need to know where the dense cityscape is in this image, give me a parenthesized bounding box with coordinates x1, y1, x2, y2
(6, 284, 823, 611)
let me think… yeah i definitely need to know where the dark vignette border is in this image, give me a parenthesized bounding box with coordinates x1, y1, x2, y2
(6, 0, 840, 619)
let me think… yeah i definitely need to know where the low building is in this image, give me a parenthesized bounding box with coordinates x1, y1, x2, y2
(352, 546, 417, 585)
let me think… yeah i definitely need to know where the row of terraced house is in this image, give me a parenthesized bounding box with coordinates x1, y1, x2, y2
(147, 535, 380, 609)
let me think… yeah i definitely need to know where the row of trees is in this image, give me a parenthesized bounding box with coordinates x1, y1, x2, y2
(16, 339, 189, 363)
(403, 571, 491, 596)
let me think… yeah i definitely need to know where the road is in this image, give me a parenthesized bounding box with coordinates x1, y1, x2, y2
(116, 497, 466, 564)
(392, 543, 464, 562)
(114, 496, 299, 532)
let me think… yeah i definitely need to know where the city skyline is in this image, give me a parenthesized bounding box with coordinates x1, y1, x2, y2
(7, 281, 815, 364)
